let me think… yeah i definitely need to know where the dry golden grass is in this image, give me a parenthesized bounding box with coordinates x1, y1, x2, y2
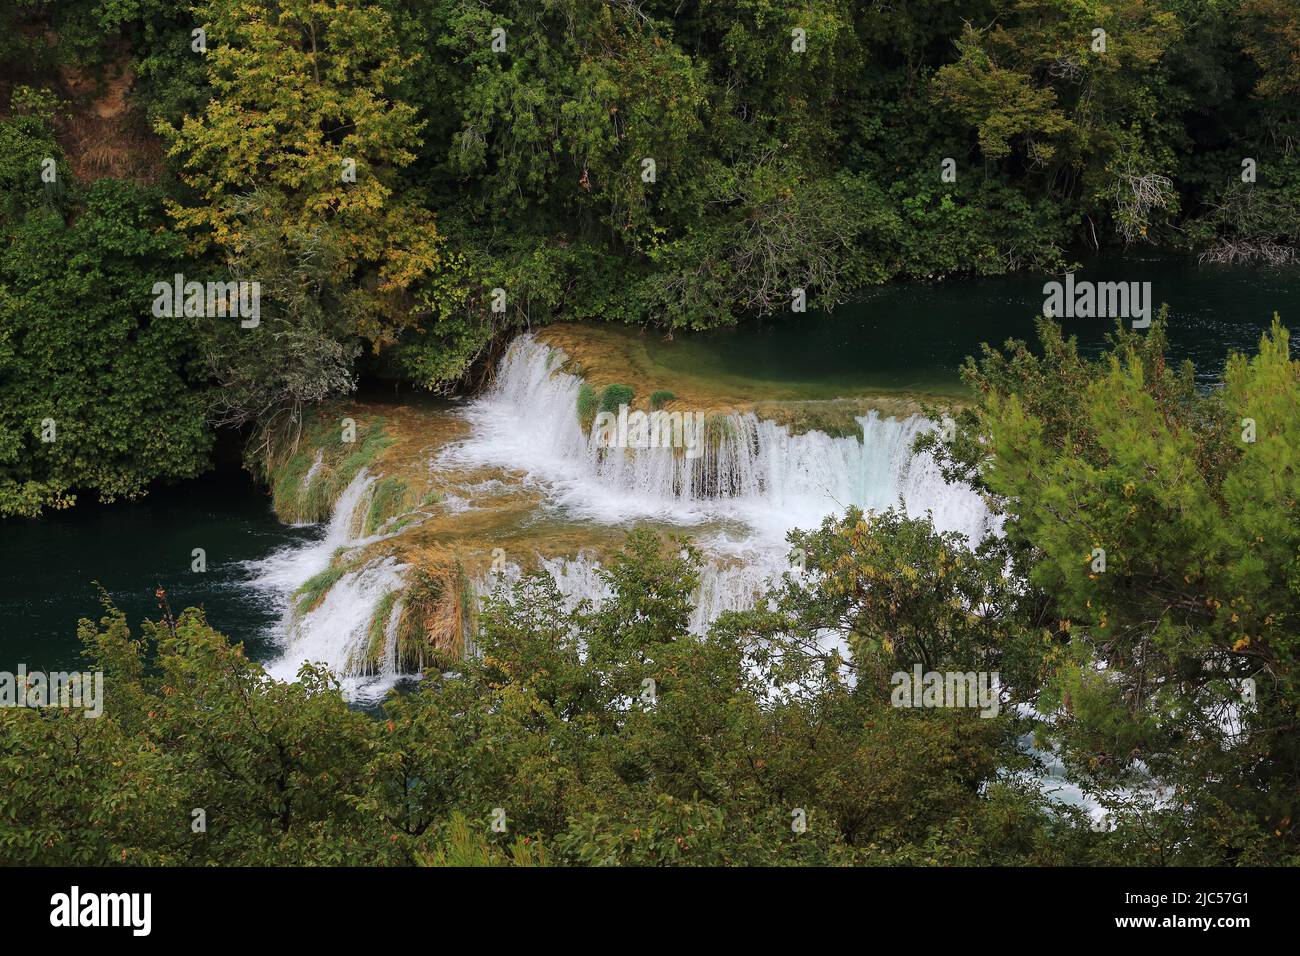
(397, 546, 471, 665)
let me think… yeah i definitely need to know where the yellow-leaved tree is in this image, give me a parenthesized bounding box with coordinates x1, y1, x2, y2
(159, 0, 452, 454)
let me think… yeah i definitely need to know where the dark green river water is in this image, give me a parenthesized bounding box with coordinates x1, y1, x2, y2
(645, 253, 1300, 394)
(3, 254, 1297, 670)
(0, 469, 313, 672)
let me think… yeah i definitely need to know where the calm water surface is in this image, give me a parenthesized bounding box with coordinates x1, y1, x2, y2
(645, 254, 1300, 394)
(0, 469, 314, 671)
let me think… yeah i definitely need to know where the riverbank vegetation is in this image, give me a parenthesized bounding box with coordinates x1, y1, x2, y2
(1, 2, 1296, 867)
(4, 1, 1300, 512)
(3, 317, 1295, 865)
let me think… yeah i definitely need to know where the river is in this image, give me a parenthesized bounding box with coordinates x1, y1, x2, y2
(4, 254, 1297, 683)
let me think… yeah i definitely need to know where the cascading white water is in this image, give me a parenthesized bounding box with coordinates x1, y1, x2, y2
(264, 556, 408, 701)
(475, 553, 614, 617)
(447, 333, 996, 628)
(475, 552, 782, 638)
(448, 334, 992, 536)
(255, 332, 996, 697)
(250, 468, 411, 702)
(248, 468, 377, 597)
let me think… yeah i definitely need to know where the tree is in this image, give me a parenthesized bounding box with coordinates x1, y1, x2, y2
(1238, 0, 1300, 100)
(2, 529, 1075, 866)
(927, 315, 1300, 863)
(0, 177, 211, 516)
(160, 0, 453, 441)
(933, 1, 1184, 243)
(0, 601, 378, 864)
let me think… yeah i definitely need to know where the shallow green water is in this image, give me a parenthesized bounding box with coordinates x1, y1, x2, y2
(645, 254, 1300, 395)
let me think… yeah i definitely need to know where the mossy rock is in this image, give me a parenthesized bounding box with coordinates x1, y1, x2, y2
(576, 382, 598, 432)
(395, 559, 473, 670)
(364, 477, 412, 536)
(292, 551, 355, 613)
(269, 413, 394, 524)
(354, 590, 401, 674)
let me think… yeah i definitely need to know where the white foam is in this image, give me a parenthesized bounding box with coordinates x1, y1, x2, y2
(446, 333, 996, 624)
(249, 470, 415, 700)
(251, 333, 997, 700)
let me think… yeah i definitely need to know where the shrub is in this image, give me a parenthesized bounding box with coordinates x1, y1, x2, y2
(576, 382, 598, 432)
(599, 384, 635, 415)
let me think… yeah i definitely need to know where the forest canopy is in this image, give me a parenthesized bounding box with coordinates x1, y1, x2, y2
(0, 1, 1297, 870)
(5, 317, 1296, 865)
(3, 0, 1300, 511)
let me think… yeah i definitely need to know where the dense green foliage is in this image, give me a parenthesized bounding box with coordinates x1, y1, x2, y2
(3, 0, 1300, 485)
(915, 316, 1300, 863)
(3, 312, 1297, 866)
(0, 93, 210, 516)
(0, 529, 1068, 865)
(159, 0, 452, 446)
(598, 383, 636, 415)
(0, 1, 1297, 868)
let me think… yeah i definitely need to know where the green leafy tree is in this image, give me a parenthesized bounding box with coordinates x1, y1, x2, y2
(0, 179, 211, 516)
(160, 0, 455, 438)
(927, 315, 1300, 863)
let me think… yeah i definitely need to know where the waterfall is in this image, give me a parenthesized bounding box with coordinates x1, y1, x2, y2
(447, 334, 992, 541)
(248, 468, 376, 595)
(251, 469, 412, 702)
(447, 332, 995, 639)
(471, 552, 775, 646)
(474, 553, 614, 619)
(263, 556, 408, 701)
(255, 331, 995, 698)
